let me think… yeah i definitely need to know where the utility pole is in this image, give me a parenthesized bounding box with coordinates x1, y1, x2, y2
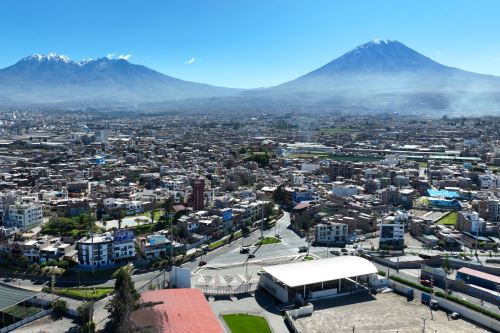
(260, 202, 264, 239)
(475, 226, 479, 258)
(170, 215, 174, 266)
(90, 219, 95, 275)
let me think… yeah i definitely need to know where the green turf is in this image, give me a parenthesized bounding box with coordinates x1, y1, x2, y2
(208, 238, 226, 250)
(50, 287, 113, 300)
(223, 314, 272, 333)
(3, 305, 40, 319)
(303, 255, 314, 261)
(254, 237, 281, 246)
(141, 210, 164, 222)
(437, 212, 458, 225)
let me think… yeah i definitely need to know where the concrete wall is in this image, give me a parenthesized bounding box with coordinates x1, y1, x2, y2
(434, 296, 500, 332)
(390, 279, 500, 332)
(310, 288, 338, 299)
(449, 258, 500, 276)
(286, 303, 313, 319)
(446, 279, 500, 306)
(259, 274, 289, 303)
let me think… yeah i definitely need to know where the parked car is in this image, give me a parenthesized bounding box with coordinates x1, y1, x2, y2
(341, 248, 348, 253)
(198, 261, 207, 266)
(330, 250, 340, 256)
(450, 312, 460, 320)
(298, 246, 308, 253)
(275, 234, 282, 239)
(240, 247, 250, 254)
(353, 244, 358, 249)
(248, 253, 255, 259)
(420, 279, 432, 287)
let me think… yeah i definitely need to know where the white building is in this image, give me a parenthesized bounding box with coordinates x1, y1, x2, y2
(6, 203, 43, 231)
(0, 191, 17, 224)
(379, 215, 405, 249)
(479, 174, 500, 189)
(488, 198, 500, 222)
(314, 222, 348, 244)
(332, 182, 358, 197)
(292, 173, 305, 185)
(103, 198, 144, 215)
(77, 231, 136, 267)
(259, 256, 379, 304)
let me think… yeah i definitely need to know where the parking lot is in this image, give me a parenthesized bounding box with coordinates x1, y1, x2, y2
(291, 292, 488, 333)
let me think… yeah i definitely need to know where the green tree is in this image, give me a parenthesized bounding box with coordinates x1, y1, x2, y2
(51, 300, 67, 318)
(163, 197, 173, 221)
(105, 267, 140, 333)
(78, 302, 95, 332)
(150, 209, 156, 224)
(273, 185, 287, 205)
(117, 209, 127, 230)
(442, 256, 452, 274)
(263, 202, 274, 217)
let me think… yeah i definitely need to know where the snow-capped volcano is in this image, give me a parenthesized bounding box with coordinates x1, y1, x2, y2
(0, 53, 240, 106)
(22, 53, 73, 63)
(237, 40, 500, 113)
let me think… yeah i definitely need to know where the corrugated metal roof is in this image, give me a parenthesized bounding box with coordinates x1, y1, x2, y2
(131, 289, 224, 333)
(0, 283, 39, 312)
(457, 267, 500, 284)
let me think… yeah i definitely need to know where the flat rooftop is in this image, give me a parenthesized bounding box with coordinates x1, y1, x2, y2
(291, 292, 487, 333)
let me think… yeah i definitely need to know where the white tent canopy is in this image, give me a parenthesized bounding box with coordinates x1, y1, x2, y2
(263, 256, 377, 288)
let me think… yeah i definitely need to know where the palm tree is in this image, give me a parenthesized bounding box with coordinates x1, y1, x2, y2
(117, 209, 126, 230)
(150, 209, 156, 224)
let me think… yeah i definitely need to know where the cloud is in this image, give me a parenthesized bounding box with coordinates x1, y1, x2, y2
(118, 54, 132, 60)
(107, 53, 115, 59)
(184, 57, 196, 64)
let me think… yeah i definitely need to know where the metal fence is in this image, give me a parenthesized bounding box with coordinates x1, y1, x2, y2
(196, 282, 259, 296)
(0, 309, 53, 333)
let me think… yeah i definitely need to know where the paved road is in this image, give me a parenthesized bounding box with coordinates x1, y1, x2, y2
(0, 269, 165, 291)
(372, 262, 500, 315)
(185, 212, 310, 272)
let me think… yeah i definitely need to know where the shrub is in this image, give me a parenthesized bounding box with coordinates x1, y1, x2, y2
(51, 299, 67, 318)
(83, 321, 95, 333)
(389, 275, 433, 293)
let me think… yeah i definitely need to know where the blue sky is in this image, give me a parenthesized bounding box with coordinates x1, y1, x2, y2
(1, 0, 499, 88)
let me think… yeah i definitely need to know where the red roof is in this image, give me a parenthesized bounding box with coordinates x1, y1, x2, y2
(458, 267, 500, 284)
(172, 204, 187, 212)
(131, 289, 224, 333)
(293, 202, 311, 210)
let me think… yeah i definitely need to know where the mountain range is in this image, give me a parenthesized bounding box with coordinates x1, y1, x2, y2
(1, 40, 500, 113)
(0, 53, 239, 106)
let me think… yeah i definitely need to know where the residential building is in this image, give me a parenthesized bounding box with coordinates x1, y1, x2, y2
(379, 215, 405, 249)
(314, 222, 348, 245)
(6, 203, 43, 231)
(191, 177, 205, 211)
